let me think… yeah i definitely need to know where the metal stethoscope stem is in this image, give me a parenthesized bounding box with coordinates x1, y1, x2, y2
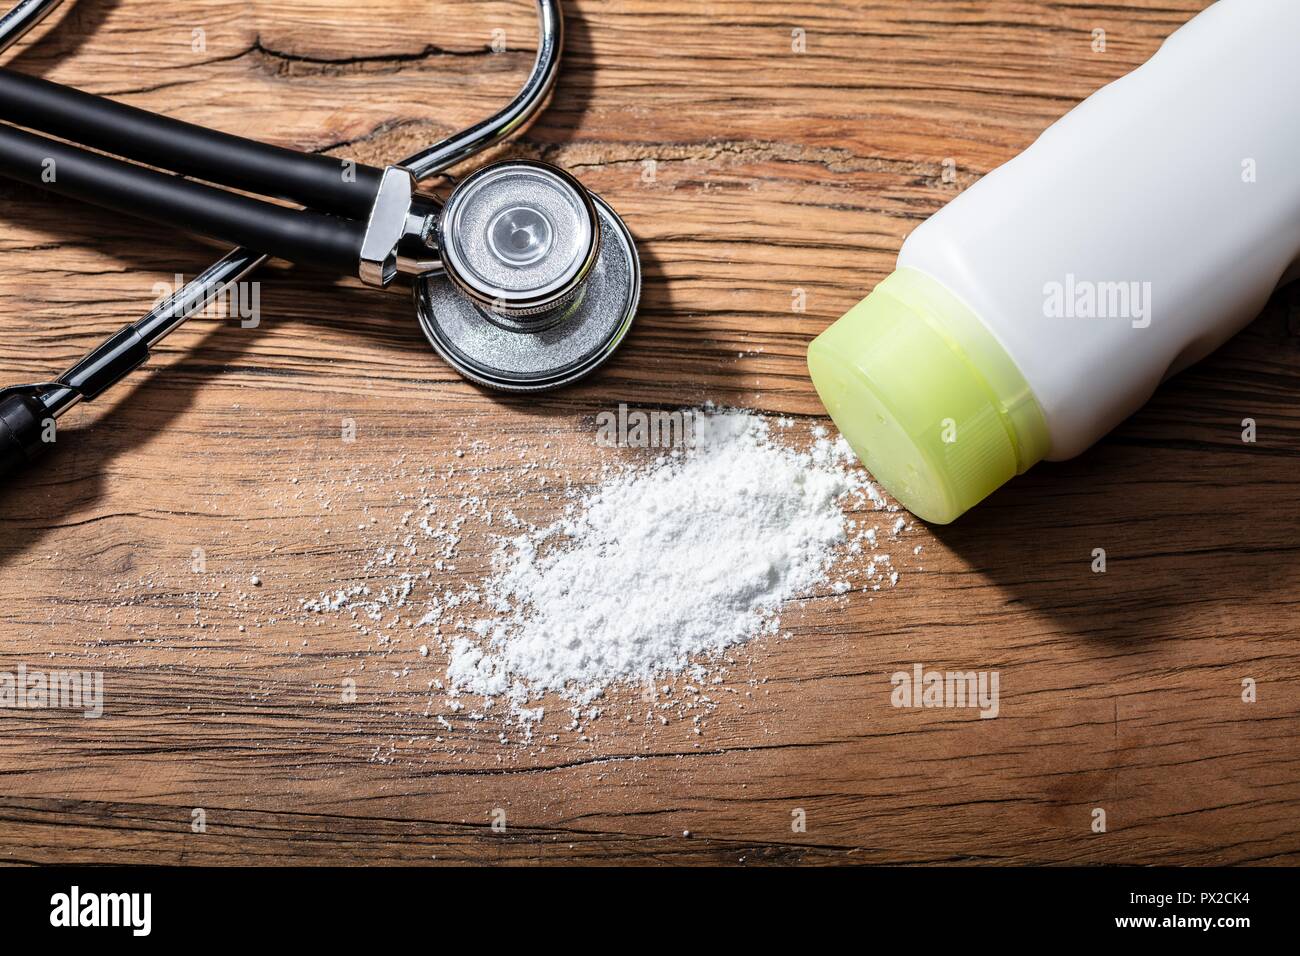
(0, 0, 61, 50)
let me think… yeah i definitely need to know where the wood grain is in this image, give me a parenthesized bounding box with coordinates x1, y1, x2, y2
(0, 0, 1297, 866)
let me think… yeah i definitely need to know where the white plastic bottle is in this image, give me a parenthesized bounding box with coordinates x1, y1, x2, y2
(808, 0, 1300, 523)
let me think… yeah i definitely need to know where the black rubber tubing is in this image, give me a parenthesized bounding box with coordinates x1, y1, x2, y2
(0, 121, 366, 271)
(0, 66, 384, 219)
(0, 392, 48, 480)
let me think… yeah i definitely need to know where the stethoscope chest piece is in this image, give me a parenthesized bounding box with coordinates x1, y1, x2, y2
(416, 160, 640, 392)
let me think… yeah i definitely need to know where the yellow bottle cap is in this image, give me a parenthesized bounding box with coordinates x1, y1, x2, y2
(807, 267, 1050, 524)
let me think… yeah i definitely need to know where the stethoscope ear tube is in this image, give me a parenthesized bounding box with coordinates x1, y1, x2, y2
(0, 388, 48, 479)
(0, 67, 424, 278)
(0, 66, 386, 220)
(0, 122, 368, 270)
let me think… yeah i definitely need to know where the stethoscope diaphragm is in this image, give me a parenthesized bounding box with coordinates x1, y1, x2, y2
(416, 183, 640, 392)
(437, 161, 599, 316)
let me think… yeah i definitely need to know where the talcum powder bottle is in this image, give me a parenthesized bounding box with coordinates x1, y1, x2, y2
(808, 0, 1300, 523)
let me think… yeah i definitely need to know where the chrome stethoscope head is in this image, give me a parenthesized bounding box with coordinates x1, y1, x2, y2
(440, 162, 600, 315)
(418, 160, 640, 390)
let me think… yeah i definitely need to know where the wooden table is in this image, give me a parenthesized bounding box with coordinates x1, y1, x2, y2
(0, 0, 1295, 866)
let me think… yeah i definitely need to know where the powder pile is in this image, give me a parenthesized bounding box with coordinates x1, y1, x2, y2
(440, 409, 892, 718)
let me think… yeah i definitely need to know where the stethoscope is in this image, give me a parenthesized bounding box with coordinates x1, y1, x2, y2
(0, 0, 639, 478)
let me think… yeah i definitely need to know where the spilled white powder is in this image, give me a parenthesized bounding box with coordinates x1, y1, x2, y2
(295, 406, 905, 743)
(443, 409, 886, 715)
